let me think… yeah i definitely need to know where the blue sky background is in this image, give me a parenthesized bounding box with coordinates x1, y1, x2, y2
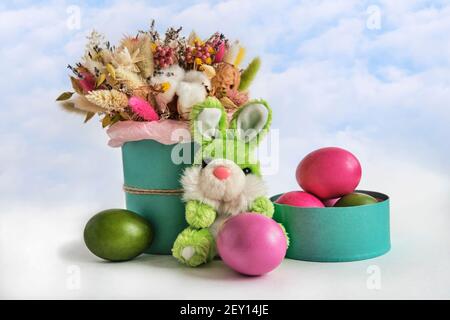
(0, 0, 449, 216)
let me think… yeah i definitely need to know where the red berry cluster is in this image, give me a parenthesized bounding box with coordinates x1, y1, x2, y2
(185, 41, 214, 64)
(154, 45, 175, 69)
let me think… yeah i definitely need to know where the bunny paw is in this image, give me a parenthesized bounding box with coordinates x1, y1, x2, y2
(172, 227, 215, 267)
(250, 196, 274, 218)
(278, 223, 290, 248)
(185, 200, 217, 229)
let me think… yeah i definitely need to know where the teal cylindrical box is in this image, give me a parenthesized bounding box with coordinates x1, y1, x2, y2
(272, 190, 391, 262)
(121, 140, 194, 255)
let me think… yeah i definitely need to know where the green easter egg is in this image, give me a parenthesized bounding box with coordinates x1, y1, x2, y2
(334, 192, 378, 207)
(84, 209, 153, 261)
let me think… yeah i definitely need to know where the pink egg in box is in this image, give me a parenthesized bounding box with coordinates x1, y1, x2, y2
(275, 191, 324, 208)
(296, 147, 362, 200)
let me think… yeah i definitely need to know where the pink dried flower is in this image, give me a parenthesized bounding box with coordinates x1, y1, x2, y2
(154, 45, 176, 69)
(128, 96, 159, 121)
(214, 41, 226, 63)
(79, 71, 96, 93)
(226, 88, 249, 106)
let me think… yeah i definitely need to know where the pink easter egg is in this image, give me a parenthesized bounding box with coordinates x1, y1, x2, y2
(275, 191, 324, 208)
(296, 147, 362, 199)
(322, 197, 341, 207)
(217, 213, 287, 276)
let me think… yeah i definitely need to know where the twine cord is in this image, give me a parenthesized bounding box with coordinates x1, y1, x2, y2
(123, 185, 183, 195)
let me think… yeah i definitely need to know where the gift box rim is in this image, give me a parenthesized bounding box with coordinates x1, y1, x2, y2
(270, 190, 389, 211)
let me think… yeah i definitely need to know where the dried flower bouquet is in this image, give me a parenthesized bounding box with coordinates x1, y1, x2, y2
(57, 20, 261, 130)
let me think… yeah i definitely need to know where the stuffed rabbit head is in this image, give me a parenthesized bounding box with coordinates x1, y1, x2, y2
(181, 97, 272, 209)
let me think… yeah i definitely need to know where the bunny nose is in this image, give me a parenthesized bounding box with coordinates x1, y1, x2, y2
(213, 166, 231, 180)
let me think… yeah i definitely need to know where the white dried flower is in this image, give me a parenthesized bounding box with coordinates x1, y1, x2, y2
(112, 47, 142, 72)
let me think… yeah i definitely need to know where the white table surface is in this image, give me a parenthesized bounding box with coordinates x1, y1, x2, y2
(1, 190, 449, 300)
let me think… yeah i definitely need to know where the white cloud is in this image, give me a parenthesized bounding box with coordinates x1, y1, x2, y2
(368, 3, 450, 68)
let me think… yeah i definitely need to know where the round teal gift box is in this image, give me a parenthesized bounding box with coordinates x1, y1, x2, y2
(272, 190, 391, 262)
(122, 140, 194, 255)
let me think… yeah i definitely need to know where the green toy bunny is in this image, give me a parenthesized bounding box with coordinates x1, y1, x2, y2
(172, 97, 284, 267)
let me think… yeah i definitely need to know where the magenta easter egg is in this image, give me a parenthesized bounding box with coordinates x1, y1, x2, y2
(322, 197, 340, 207)
(276, 191, 324, 208)
(296, 147, 362, 199)
(217, 213, 287, 276)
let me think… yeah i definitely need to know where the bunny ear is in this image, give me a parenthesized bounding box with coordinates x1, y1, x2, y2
(230, 99, 272, 145)
(190, 97, 227, 144)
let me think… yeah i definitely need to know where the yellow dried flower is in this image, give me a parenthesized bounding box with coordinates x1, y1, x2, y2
(96, 73, 106, 87)
(136, 35, 154, 79)
(115, 67, 146, 90)
(161, 82, 171, 92)
(106, 64, 116, 79)
(120, 36, 141, 54)
(72, 94, 106, 113)
(85, 89, 128, 112)
(194, 37, 204, 46)
(200, 64, 216, 79)
(195, 57, 203, 65)
(233, 47, 246, 67)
